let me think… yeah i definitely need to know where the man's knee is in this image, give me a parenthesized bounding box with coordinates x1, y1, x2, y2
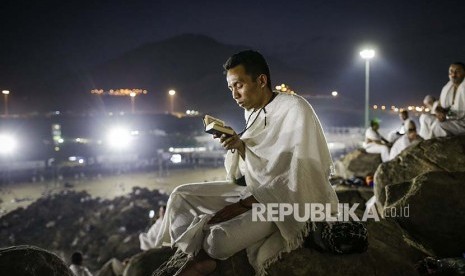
(203, 227, 235, 260)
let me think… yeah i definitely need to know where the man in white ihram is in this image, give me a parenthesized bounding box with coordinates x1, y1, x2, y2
(153, 50, 338, 276)
(431, 62, 465, 137)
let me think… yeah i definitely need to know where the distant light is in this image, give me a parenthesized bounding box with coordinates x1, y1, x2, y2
(0, 134, 16, 154)
(129, 92, 136, 97)
(55, 111, 60, 115)
(360, 49, 375, 59)
(69, 156, 77, 161)
(186, 110, 191, 115)
(170, 154, 182, 164)
(394, 108, 399, 112)
(107, 127, 131, 149)
(54, 147, 60, 151)
(168, 90, 176, 96)
(373, 105, 378, 109)
(275, 85, 282, 90)
(58, 138, 64, 144)
(425, 108, 430, 112)
(331, 91, 338, 97)
(408, 106, 413, 111)
(415, 106, 422, 112)
(381, 105, 386, 110)
(391, 106, 395, 110)
(149, 210, 155, 218)
(2, 90, 10, 95)
(78, 159, 84, 164)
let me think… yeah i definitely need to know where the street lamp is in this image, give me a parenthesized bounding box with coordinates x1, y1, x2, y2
(360, 49, 375, 128)
(168, 89, 176, 114)
(129, 92, 136, 114)
(2, 90, 10, 117)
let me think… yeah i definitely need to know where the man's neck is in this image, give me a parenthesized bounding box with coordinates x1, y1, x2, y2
(256, 90, 274, 109)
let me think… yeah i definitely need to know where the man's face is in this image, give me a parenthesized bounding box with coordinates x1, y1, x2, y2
(448, 64, 465, 85)
(226, 65, 264, 110)
(399, 112, 408, 121)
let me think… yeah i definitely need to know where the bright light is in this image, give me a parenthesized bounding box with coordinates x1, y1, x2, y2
(381, 105, 386, 110)
(149, 210, 155, 219)
(2, 90, 10, 95)
(168, 90, 176, 96)
(0, 134, 16, 154)
(78, 159, 84, 164)
(360, 49, 375, 59)
(170, 154, 182, 164)
(129, 92, 136, 97)
(107, 127, 132, 149)
(331, 91, 338, 97)
(58, 138, 64, 144)
(373, 105, 378, 109)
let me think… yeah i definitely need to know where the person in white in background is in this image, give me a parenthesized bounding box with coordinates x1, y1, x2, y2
(419, 95, 439, 139)
(389, 121, 423, 160)
(387, 110, 411, 143)
(432, 62, 465, 137)
(69, 252, 93, 276)
(364, 120, 391, 162)
(139, 205, 166, 250)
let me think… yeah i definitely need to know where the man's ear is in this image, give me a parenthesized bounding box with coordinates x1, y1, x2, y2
(258, 74, 267, 88)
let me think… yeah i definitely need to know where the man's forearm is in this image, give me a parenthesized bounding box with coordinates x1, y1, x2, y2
(240, 195, 258, 208)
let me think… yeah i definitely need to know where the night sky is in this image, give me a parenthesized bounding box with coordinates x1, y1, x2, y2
(1, 0, 465, 116)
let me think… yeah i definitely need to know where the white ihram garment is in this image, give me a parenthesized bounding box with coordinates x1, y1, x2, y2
(419, 101, 439, 139)
(363, 127, 390, 162)
(432, 81, 465, 137)
(154, 93, 338, 275)
(388, 134, 422, 160)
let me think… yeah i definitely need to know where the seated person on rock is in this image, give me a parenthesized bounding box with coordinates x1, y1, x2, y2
(139, 205, 166, 251)
(152, 50, 339, 276)
(389, 121, 423, 160)
(69, 251, 93, 276)
(363, 120, 391, 162)
(419, 95, 439, 140)
(387, 110, 411, 143)
(431, 62, 465, 137)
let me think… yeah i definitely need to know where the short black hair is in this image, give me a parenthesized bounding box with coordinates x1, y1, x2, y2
(370, 120, 379, 127)
(223, 50, 272, 91)
(451, 62, 465, 70)
(71, 252, 83, 266)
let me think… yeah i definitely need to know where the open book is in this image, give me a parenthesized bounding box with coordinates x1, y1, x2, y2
(203, 115, 234, 137)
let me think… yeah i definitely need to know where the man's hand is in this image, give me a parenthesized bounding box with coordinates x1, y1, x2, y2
(207, 202, 249, 225)
(436, 110, 447, 122)
(213, 128, 245, 159)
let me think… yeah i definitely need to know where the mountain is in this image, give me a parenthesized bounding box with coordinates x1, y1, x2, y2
(41, 34, 313, 127)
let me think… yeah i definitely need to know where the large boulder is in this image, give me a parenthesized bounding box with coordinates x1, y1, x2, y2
(0, 245, 74, 276)
(267, 219, 425, 275)
(334, 149, 382, 179)
(374, 135, 465, 209)
(122, 247, 176, 276)
(384, 171, 465, 257)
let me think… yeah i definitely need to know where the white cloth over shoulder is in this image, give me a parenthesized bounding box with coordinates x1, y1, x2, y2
(139, 218, 163, 251)
(440, 81, 465, 118)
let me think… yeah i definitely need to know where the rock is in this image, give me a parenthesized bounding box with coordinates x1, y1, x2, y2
(267, 219, 425, 275)
(0, 245, 74, 275)
(384, 171, 465, 257)
(122, 247, 176, 276)
(0, 188, 169, 271)
(334, 149, 382, 179)
(374, 135, 465, 210)
(334, 185, 374, 211)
